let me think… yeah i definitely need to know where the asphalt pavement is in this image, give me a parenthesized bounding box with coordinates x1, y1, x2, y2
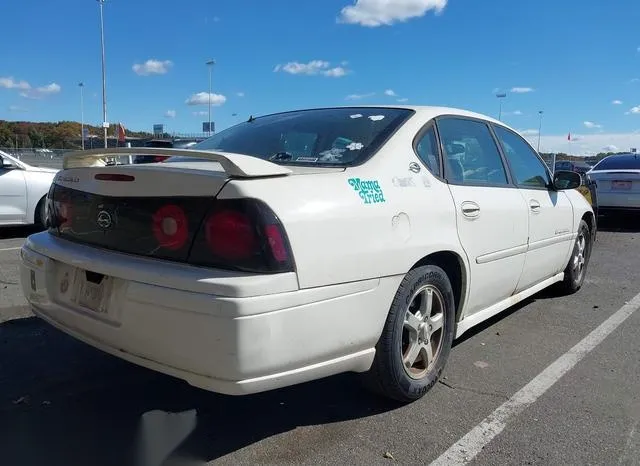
(0, 217, 639, 466)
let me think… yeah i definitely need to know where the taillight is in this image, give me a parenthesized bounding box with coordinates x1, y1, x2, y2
(153, 156, 169, 163)
(48, 186, 74, 230)
(152, 204, 189, 250)
(204, 209, 257, 260)
(188, 199, 294, 274)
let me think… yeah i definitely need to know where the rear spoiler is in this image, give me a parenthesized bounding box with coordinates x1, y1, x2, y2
(62, 147, 292, 178)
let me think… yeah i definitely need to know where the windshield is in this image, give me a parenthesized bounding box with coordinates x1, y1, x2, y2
(593, 154, 640, 170)
(166, 107, 414, 166)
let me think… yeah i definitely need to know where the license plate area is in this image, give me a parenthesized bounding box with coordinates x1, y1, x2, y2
(612, 180, 632, 190)
(77, 271, 109, 313)
(57, 265, 116, 321)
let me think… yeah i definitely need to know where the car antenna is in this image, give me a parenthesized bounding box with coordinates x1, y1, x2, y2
(247, 115, 255, 123)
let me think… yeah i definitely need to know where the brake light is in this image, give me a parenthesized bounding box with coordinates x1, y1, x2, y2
(152, 204, 189, 250)
(265, 224, 288, 262)
(188, 199, 294, 273)
(153, 156, 169, 163)
(204, 210, 257, 260)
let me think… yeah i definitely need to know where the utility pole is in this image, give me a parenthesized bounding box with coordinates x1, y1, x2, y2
(98, 0, 108, 148)
(537, 110, 544, 152)
(496, 92, 507, 121)
(79, 82, 85, 150)
(206, 59, 215, 136)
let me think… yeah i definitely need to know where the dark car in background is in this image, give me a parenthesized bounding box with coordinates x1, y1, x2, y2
(133, 139, 197, 164)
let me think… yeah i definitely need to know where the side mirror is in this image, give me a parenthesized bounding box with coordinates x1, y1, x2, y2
(553, 170, 581, 190)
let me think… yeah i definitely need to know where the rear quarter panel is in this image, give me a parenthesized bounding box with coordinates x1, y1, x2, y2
(218, 118, 468, 290)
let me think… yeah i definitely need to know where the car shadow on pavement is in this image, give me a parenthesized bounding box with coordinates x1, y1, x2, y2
(0, 317, 400, 466)
(0, 225, 43, 240)
(597, 214, 640, 233)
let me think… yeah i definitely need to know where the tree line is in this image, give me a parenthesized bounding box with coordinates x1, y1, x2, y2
(0, 120, 152, 149)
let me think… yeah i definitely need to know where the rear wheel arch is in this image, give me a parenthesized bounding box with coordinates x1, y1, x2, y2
(410, 251, 467, 323)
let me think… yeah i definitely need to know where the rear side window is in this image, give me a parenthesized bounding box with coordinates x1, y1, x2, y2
(415, 126, 441, 177)
(593, 154, 640, 170)
(493, 124, 552, 189)
(436, 118, 509, 186)
(169, 107, 414, 166)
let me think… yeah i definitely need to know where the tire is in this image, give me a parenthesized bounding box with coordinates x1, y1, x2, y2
(34, 197, 47, 228)
(557, 219, 592, 295)
(363, 265, 456, 403)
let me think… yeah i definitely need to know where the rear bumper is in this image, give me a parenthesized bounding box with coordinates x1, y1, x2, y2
(20, 233, 400, 395)
(596, 192, 640, 210)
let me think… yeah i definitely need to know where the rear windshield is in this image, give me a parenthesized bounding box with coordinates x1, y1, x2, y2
(593, 154, 640, 170)
(167, 107, 414, 166)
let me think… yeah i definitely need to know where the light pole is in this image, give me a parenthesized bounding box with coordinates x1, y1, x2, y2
(537, 110, 544, 152)
(206, 59, 215, 136)
(98, 0, 108, 148)
(79, 82, 85, 150)
(496, 92, 507, 121)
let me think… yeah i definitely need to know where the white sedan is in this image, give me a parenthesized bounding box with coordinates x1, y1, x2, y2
(0, 150, 58, 227)
(19, 106, 594, 403)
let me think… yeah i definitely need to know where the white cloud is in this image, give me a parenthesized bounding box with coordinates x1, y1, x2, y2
(337, 0, 448, 27)
(0, 77, 31, 90)
(504, 110, 523, 116)
(192, 111, 208, 116)
(345, 92, 375, 100)
(612, 100, 623, 105)
(8, 105, 27, 112)
(185, 92, 226, 106)
(164, 110, 176, 118)
(630, 78, 640, 84)
(397, 97, 409, 102)
(384, 89, 397, 96)
(519, 129, 539, 136)
(510, 87, 534, 93)
(236, 92, 245, 97)
(603, 144, 618, 152)
(324, 67, 348, 77)
(584, 121, 602, 129)
(132, 59, 173, 76)
(274, 60, 350, 77)
(630, 106, 640, 114)
(20, 82, 61, 99)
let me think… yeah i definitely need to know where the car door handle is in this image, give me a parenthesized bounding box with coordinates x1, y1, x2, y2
(529, 200, 541, 213)
(461, 201, 480, 218)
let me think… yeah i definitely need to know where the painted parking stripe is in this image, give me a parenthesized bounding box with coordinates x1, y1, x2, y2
(0, 247, 21, 252)
(430, 291, 640, 466)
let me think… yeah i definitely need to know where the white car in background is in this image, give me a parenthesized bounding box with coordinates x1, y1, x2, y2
(19, 106, 594, 403)
(0, 150, 58, 227)
(587, 153, 640, 215)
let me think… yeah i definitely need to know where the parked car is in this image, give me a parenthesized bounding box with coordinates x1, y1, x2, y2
(587, 153, 640, 215)
(0, 150, 58, 227)
(133, 139, 198, 164)
(20, 106, 594, 403)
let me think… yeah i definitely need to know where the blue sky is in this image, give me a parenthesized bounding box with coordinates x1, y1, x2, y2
(1, 0, 639, 154)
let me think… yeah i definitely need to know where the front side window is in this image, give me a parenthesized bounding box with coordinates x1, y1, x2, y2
(415, 126, 441, 177)
(493, 125, 551, 189)
(167, 107, 414, 166)
(436, 118, 509, 185)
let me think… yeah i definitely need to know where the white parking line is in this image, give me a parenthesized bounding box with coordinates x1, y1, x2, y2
(0, 247, 21, 252)
(430, 291, 640, 466)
